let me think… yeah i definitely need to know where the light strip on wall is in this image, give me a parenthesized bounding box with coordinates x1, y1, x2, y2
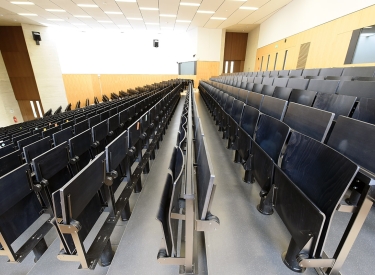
(30, 101, 37, 118)
(225, 61, 228, 73)
(230, 61, 234, 73)
(36, 101, 43, 117)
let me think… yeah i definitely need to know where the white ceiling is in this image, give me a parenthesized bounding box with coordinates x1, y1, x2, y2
(0, 0, 293, 32)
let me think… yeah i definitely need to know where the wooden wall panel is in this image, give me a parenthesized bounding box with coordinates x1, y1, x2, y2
(63, 74, 194, 108)
(255, 5, 375, 71)
(224, 32, 248, 62)
(196, 61, 220, 86)
(0, 26, 41, 121)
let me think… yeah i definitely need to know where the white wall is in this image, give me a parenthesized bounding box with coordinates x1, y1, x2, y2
(22, 24, 68, 113)
(197, 28, 222, 61)
(53, 28, 191, 74)
(244, 26, 260, 72)
(259, 0, 375, 47)
(0, 52, 23, 127)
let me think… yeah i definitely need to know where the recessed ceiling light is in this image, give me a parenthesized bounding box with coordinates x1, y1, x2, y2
(45, 9, 65, 12)
(18, 13, 37, 16)
(197, 10, 215, 14)
(48, 18, 64, 21)
(140, 7, 158, 11)
(145, 22, 159, 25)
(77, 4, 98, 8)
(98, 20, 113, 23)
(74, 15, 92, 18)
(160, 14, 176, 17)
(239, 7, 258, 10)
(72, 23, 85, 25)
(115, 0, 136, 2)
(127, 17, 143, 20)
(118, 25, 131, 27)
(176, 20, 191, 23)
(11, 1, 34, 5)
(180, 2, 200, 6)
(211, 17, 226, 20)
(105, 11, 123, 14)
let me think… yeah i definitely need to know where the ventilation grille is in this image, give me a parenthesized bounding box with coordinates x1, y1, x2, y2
(296, 42, 311, 69)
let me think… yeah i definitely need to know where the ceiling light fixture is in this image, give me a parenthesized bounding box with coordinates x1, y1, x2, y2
(104, 11, 123, 14)
(145, 22, 159, 25)
(140, 7, 158, 10)
(47, 18, 64, 21)
(118, 25, 131, 27)
(239, 7, 258, 10)
(127, 17, 143, 20)
(176, 20, 191, 23)
(98, 20, 113, 23)
(77, 4, 98, 8)
(72, 23, 85, 25)
(11, 1, 34, 5)
(197, 10, 215, 14)
(45, 9, 66, 12)
(74, 15, 92, 18)
(115, 0, 136, 2)
(18, 13, 37, 16)
(211, 17, 226, 20)
(160, 14, 176, 17)
(180, 2, 200, 6)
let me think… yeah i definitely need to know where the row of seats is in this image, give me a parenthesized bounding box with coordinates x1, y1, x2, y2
(0, 81, 182, 270)
(156, 83, 219, 273)
(0, 79, 190, 144)
(199, 79, 375, 274)
(206, 76, 375, 128)
(214, 66, 375, 80)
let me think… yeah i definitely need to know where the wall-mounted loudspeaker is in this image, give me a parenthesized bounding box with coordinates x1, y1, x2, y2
(153, 39, 159, 48)
(32, 31, 41, 45)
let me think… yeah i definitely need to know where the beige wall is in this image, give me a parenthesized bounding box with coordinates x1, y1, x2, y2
(0, 52, 23, 127)
(22, 24, 68, 112)
(244, 26, 260, 73)
(255, 5, 375, 71)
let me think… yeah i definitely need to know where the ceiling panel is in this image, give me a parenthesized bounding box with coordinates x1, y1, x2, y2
(0, 0, 293, 32)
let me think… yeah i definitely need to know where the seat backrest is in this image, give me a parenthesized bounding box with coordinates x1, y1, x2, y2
(319, 68, 344, 77)
(337, 81, 375, 99)
(69, 129, 92, 160)
(105, 130, 128, 178)
(261, 85, 275, 96)
(283, 103, 334, 142)
(302, 68, 320, 77)
(23, 137, 51, 164)
(269, 70, 278, 77)
(307, 79, 339, 94)
(240, 105, 260, 136)
(246, 92, 264, 109)
(273, 87, 292, 100)
(75, 115, 86, 124)
(238, 89, 249, 103)
(289, 69, 303, 77)
(42, 126, 60, 140)
(262, 77, 274, 86)
(342, 66, 375, 77)
(280, 131, 358, 256)
(74, 119, 89, 135)
(224, 96, 235, 114)
(53, 127, 74, 146)
(108, 114, 120, 134)
(252, 83, 263, 94)
(286, 78, 310, 90)
(12, 132, 30, 146)
(278, 70, 289, 77)
(32, 142, 73, 194)
(273, 77, 288, 87)
(259, 95, 288, 120)
(352, 98, 375, 125)
(0, 150, 22, 177)
(88, 114, 101, 128)
(313, 93, 356, 120)
(254, 77, 263, 84)
(61, 120, 74, 130)
(289, 89, 317, 106)
(231, 100, 244, 124)
(0, 144, 15, 158)
(245, 82, 254, 91)
(100, 111, 110, 122)
(327, 116, 375, 175)
(255, 114, 290, 162)
(0, 163, 44, 251)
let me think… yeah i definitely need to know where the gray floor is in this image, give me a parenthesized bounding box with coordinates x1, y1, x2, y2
(194, 90, 375, 275)
(2, 91, 375, 275)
